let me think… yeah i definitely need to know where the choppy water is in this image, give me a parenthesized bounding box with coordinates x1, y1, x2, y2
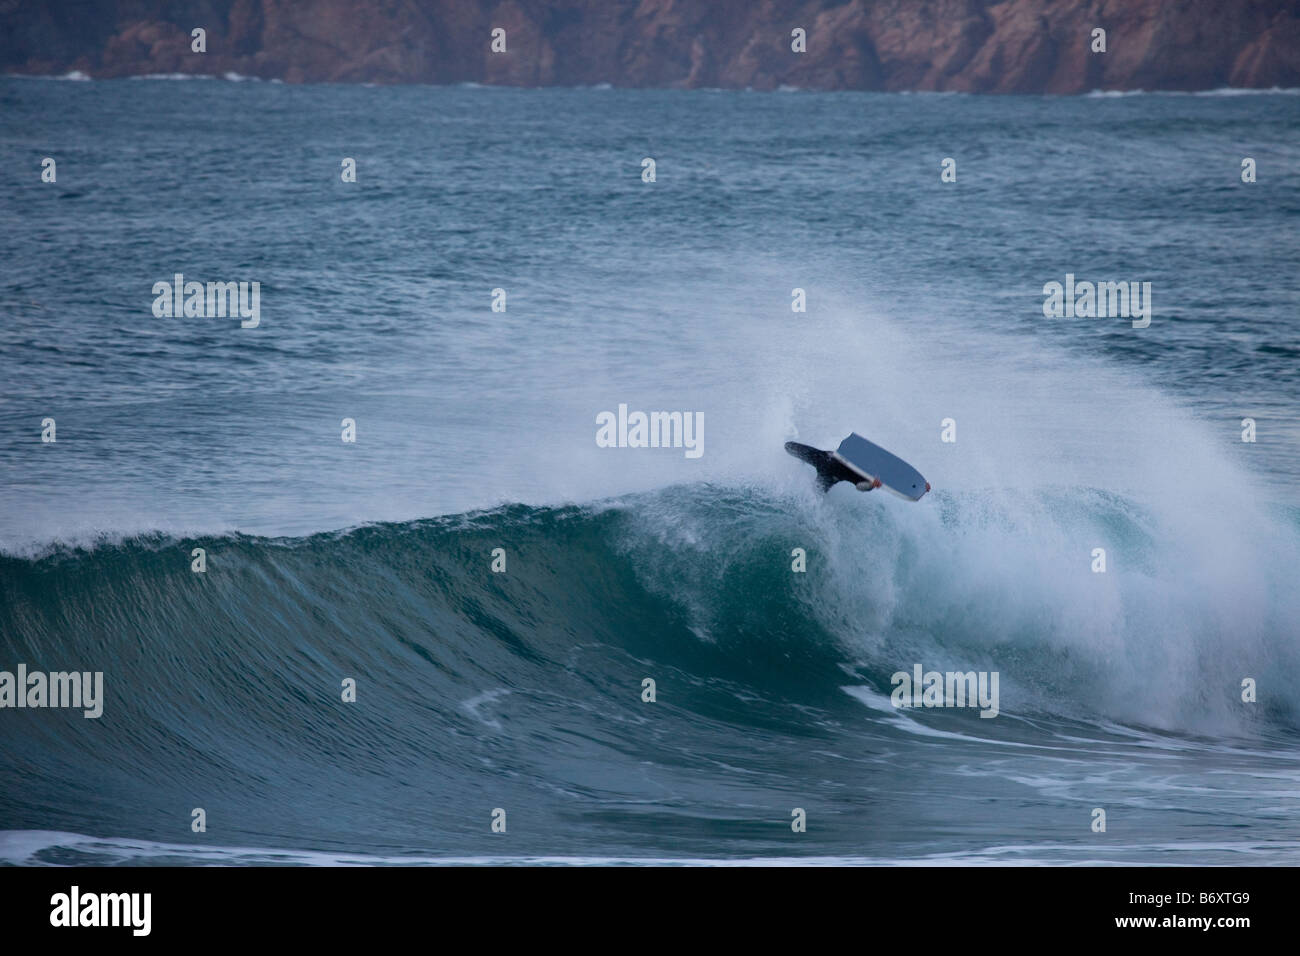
(2, 77, 1299, 864)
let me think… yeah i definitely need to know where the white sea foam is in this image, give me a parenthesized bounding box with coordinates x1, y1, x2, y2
(1086, 86, 1300, 97)
(6, 829, 1299, 866)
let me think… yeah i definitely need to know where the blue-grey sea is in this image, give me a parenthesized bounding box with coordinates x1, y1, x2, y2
(1, 76, 1299, 864)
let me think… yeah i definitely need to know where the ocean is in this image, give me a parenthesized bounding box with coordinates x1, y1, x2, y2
(1, 76, 1299, 865)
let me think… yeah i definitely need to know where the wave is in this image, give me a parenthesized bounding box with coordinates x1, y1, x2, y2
(10, 828, 1299, 866)
(126, 73, 218, 81)
(0, 71, 93, 81)
(3, 481, 1297, 734)
(1086, 86, 1300, 97)
(3, 482, 1298, 856)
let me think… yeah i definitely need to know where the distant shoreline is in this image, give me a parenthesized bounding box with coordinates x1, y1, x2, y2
(3, 0, 1297, 94)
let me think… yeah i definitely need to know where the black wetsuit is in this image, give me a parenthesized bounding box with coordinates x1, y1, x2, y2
(784, 441, 871, 493)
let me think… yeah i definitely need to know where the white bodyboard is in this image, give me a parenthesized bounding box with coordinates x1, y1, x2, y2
(832, 433, 929, 501)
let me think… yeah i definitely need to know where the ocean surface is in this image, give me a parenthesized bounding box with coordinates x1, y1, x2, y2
(2, 76, 1299, 865)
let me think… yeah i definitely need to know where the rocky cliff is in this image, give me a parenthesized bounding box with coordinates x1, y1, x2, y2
(3, 0, 1298, 92)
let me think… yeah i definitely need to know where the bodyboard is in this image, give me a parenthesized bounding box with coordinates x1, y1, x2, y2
(832, 433, 929, 500)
